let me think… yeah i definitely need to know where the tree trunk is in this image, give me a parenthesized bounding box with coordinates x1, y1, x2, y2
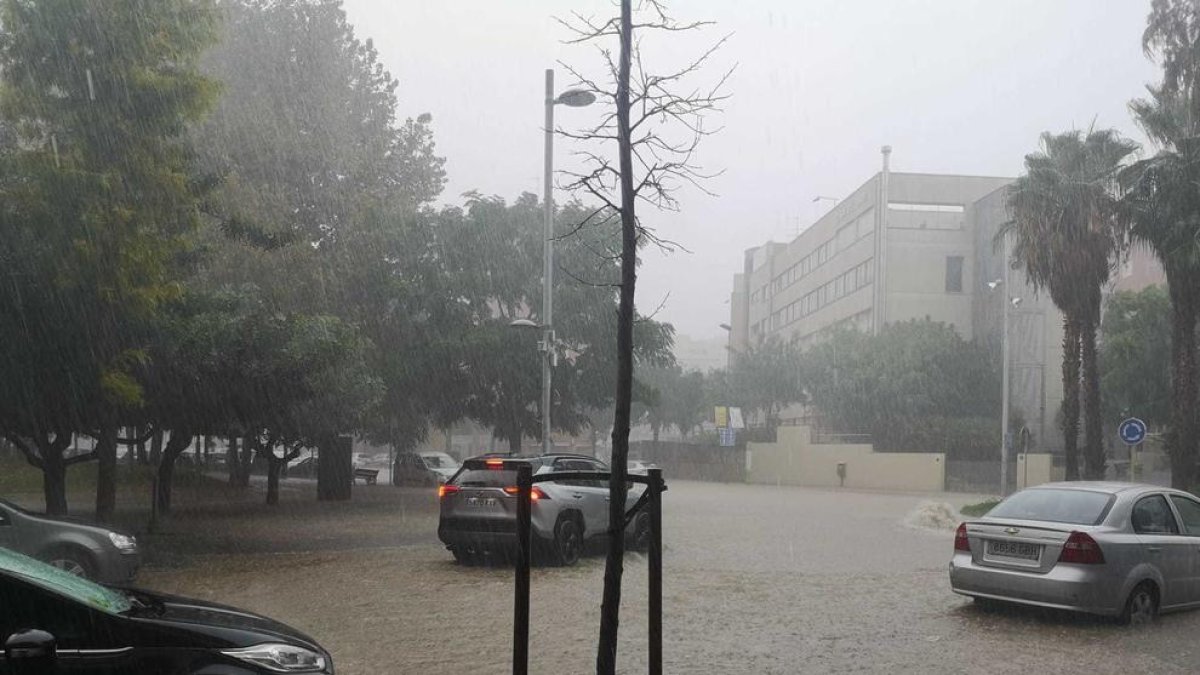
(135, 426, 148, 465)
(227, 436, 243, 485)
(508, 433, 522, 455)
(233, 436, 254, 487)
(156, 430, 192, 515)
(1167, 280, 1198, 489)
(149, 429, 163, 466)
(266, 454, 282, 506)
(598, 2, 634, 671)
(40, 449, 68, 517)
(1061, 318, 1082, 481)
(1080, 318, 1105, 480)
(94, 426, 119, 523)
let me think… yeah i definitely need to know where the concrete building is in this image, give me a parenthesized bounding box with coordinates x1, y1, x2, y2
(727, 148, 1067, 454)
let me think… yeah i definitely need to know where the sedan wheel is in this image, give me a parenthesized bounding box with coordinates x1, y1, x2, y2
(552, 518, 582, 567)
(1121, 584, 1158, 625)
(48, 552, 92, 579)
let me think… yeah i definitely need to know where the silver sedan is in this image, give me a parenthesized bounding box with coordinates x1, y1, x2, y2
(949, 482, 1200, 624)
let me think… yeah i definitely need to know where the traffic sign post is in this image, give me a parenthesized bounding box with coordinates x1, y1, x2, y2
(1118, 418, 1147, 481)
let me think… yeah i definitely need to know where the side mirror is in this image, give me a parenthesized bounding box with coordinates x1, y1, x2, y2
(5, 629, 56, 675)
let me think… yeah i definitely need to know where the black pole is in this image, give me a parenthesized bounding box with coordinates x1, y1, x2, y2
(513, 463, 532, 675)
(647, 468, 663, 675)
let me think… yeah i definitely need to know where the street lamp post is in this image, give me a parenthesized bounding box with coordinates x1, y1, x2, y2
(537, 69, 594, 456)
(988, 272, 1022, 497)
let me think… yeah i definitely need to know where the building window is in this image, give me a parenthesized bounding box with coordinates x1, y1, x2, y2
(945, 256, 964, 293)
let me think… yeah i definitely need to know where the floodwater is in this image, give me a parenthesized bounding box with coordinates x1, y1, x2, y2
(138, 481, 1200, 674)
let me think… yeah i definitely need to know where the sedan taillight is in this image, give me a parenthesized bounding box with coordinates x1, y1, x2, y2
(438, 484, 460, 499)
(954, 523, 971, 552)
(1058, 531, 1105, 565)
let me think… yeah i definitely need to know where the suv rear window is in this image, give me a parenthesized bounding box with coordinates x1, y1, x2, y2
(986, 488, 1114, 525)
(452, 459, 546, 487)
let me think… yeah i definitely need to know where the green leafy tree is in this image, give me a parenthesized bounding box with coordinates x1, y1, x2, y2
(439, 194, 674, 453)
(1100, 286, 1171, 431)
(729, 336, 805, 429)
(193, 0, 456, 455)
(1004, 129, 1137, 480)
(1122, 24, 1200, 486)
(637, 366, 706, 441)
(802, 320, 1000, 453)
(0, 0, 219, 517)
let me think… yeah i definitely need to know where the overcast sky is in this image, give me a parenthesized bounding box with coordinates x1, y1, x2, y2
(342, 0, 1160, 340)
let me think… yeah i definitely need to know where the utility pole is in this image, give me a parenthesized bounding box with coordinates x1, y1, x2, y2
(541, 68, 555, 457)
(1000, 246, 1011, 497)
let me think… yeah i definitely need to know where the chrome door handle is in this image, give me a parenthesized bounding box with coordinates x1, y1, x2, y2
(1147, 546, 1162, 553)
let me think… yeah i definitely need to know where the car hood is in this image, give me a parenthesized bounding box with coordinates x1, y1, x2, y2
(18, 511, 131, 538)
(125, 587, 324, 652)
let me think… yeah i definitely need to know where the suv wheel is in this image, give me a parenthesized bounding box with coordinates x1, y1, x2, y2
(627, 512, 651, 553)
(551, 517, 582, 566)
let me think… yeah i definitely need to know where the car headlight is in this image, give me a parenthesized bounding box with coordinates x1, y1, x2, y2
(107, 532, 137, 553)
(222, 644, 327, 673)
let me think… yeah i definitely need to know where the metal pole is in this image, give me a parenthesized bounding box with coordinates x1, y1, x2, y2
(542, 69, 555, 457)
(1000, 247, 1011, 497)
(513, 463, 532, 675)
(647, 468, 663, 675)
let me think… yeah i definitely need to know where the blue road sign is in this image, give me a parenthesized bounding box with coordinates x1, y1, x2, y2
(1118, 418, 1147, 446)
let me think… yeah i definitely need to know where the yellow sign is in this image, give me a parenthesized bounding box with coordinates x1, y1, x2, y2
(715, 406, 729, 428)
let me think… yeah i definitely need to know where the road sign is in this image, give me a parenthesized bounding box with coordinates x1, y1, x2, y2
(1118, 418, 1147, 446)
(718, 428, 736, 447)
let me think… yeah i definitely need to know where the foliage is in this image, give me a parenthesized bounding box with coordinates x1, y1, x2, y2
(637, 366, 707, 439)
(802, 320, 1000, 453)
(0, 0, 220, 515)
(1123, 17, 1200, 487)
(1004, 128, 1138, 480)
(727, 336, 805, 428)
(960, 500, 1001, 518)
(435, 194, 675, 451)
(1100, 286, 1172, 429)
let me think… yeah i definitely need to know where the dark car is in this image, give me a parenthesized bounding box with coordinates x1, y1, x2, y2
(0, 498, 139, 584)
(0, 547, 333, 674)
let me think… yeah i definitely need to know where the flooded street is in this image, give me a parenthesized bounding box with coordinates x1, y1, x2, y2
(136, 481, 1200, 674)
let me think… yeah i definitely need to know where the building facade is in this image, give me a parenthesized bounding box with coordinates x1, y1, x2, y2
(728, 149, 1066, 453)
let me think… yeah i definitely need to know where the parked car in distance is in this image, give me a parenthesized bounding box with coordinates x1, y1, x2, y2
(393, 451, 459, 486)
(0, 498, 139, 583)
(437, 454, 650, 566)
(0, 547, 333, 674)
(628, 459, 657, 475)
(950, 482, 1200, 624)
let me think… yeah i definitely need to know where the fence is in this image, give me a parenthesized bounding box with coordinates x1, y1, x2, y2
(630, 441, 745, 483)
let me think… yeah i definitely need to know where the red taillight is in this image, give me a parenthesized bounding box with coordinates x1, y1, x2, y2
(438, 484, 460, 499)
(1058, 531, 1105, 565)
(954, 523, 971, 552)
(502, 486, 549, 501)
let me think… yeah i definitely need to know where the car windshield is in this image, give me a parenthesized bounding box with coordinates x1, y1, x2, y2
(986, 489, 1115, 526)
(0, 548, 131, 615)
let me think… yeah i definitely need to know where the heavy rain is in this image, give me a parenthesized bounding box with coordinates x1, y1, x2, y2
(1, 1, 1199, 674)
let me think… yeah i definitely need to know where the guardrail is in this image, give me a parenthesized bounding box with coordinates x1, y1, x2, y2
(504, 463, 667, 675)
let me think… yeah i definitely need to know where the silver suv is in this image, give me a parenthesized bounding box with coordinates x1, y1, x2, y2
(437, 454, 650, 566)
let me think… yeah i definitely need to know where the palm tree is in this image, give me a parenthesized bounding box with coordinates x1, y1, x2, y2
(1123, 84, 1200, 490)
(1005, 130, 1138, 481)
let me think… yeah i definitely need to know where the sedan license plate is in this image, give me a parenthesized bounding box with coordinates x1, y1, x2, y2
(465, 496, 498, 508)
(987, 540, 1041, 561)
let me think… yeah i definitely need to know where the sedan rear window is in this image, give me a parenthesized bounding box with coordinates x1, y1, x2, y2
(986, 488, 1114, 525)
(452, 469, 517, 488)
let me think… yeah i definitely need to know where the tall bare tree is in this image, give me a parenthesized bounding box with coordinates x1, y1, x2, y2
(558, 2, 730, 671)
